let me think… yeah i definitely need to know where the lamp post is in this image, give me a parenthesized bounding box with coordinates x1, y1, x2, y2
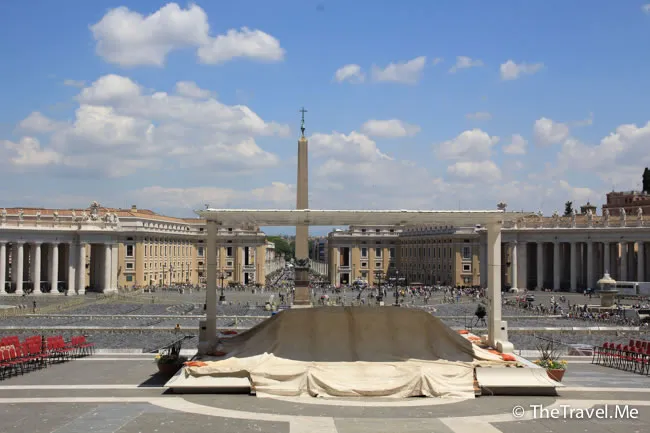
(218, 269, 226, 303)
(169, 263, 173, 286)
(394, 269, 400, 306)
(375, 270, 384, 305)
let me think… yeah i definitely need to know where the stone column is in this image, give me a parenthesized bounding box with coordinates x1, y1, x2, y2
(77, 243, 86, 295)
(111, 244, 118, 289)
(33, 243, 41, 295)
(50, 243, 59, 294)
(604, 242, 611, 274)
(479, 231, 488, 288)
(638, 242, 645, 282)
(620, 242, 628, 281)
(200, 220, 218, 355)
(570, 241, 577, 292)
(536, 242, 544, 289)
(510, 242, 518, 289)
(487, 222, 512, 353)
(67, 243, 76, 294)
(103, 244, 112, 293)
(587, 240, 594, 288)
(0, 242, 6, 295)
(517, 241, 527, 289)
(15, 242, 24, 296)
(553, 241, 561, 291)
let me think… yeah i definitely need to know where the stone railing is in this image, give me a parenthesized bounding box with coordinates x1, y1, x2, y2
(504, 215, 650, 230)
(0, 215, 119, 230)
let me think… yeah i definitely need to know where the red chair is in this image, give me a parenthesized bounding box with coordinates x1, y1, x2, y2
(592, 342, 607, 365)
(0, 346, 24, 377)
(73, 336, 94, 357)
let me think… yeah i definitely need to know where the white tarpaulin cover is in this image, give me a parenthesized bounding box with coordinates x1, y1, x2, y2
(185, 307, 513, 398)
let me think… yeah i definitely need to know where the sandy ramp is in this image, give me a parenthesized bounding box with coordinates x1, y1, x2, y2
(185, 307, 512, 398)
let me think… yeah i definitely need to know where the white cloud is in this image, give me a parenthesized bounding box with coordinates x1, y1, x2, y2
(432, 57, 443, 65)
(334, 64, 365, 83)
(129, 182, 296, 211)
(534, 117, 570, 146)
(447, 160, 502, 183)
(643, 4, 650, 14)
(502, 134, 528, 155)
(309, 131, 391, 162)
(448, 56, 483, 73)
(500, 60, 544, 80)
(250, 182, 295, 204)
(1, 137, 62, 167)
(197, 27, 285, 64)
(371, 56, 427, 84)
(465, 112, 492, 121)
(360, 119, 420, 138)
(174, 81, 213, 98)
(18, 112, 66, 133)
(1, 74, 288, 178)
(90, 3, 284, 67)
(434, 129, 499, 161)
(555, 121, 650, 184)
(63, 79, 86, 88)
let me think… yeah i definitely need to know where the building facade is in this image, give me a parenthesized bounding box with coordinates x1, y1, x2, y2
(494, 211, 650, 291)
(327, 225, 400, 286)
(602, 191, 650, 217)
(310, 237, 328, 263)
(325, 208, 650, 291)
(0, 203, 283, 295)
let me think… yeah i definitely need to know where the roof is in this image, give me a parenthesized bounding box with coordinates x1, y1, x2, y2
(1, 205, 203, 225)
(196, 209, 530, 226)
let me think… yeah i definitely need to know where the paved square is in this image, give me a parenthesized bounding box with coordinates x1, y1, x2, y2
(1, 354, 650, 433)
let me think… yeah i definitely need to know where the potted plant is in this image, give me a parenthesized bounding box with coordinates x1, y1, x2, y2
(534, 339, 567, 382)
(154, 353, 188, 376)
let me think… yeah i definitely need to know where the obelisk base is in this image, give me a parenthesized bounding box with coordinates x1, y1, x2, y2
(292, 263, 312, 308)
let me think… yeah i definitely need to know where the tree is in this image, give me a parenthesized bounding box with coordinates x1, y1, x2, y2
(563, 201, 573, 217)
(266, 236, 294, 260)
(643, 167, 650, 194)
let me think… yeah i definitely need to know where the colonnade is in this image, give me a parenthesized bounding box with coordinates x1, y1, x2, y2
(0, 240, 118, 295)
(498, 239, 650, 291)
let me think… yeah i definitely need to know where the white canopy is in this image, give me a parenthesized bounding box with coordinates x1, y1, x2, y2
(195, 209, 530, 227)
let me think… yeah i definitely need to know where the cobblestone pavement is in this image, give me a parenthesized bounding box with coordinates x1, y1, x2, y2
(0, 355, 648, 433)
(2, 290, 648, 351)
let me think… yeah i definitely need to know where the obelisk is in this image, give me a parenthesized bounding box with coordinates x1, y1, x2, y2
(292, 107, 312, 307)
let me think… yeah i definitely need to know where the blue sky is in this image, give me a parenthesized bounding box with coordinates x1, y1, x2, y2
(1, 1, 650, 234)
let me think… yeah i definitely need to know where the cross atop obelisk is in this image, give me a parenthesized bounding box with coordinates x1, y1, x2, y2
(299, 107, 307, 137)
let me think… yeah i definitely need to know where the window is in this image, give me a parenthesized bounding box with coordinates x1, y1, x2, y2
(198, 247, 204, 257)
(375, 262, 381, 268)
(227, 261, 233, 267)
(227, 247, 233, 257)
(361, 262, 367, 267)
(126, 263, 134, 269)
(389, 248, 395, 258)
(375, 247, 382, 258)
(462, 264, 471, 273)
(126, 275, 133, 282)
(361, 247, 367, 257)
(462, 246, 471, 260)
(126, 245, 134, 257)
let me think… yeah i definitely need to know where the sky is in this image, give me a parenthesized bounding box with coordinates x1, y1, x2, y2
(1, 1, 650, 235)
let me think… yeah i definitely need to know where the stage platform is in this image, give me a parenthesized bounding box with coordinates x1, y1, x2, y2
(165, 308, 562, 398)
